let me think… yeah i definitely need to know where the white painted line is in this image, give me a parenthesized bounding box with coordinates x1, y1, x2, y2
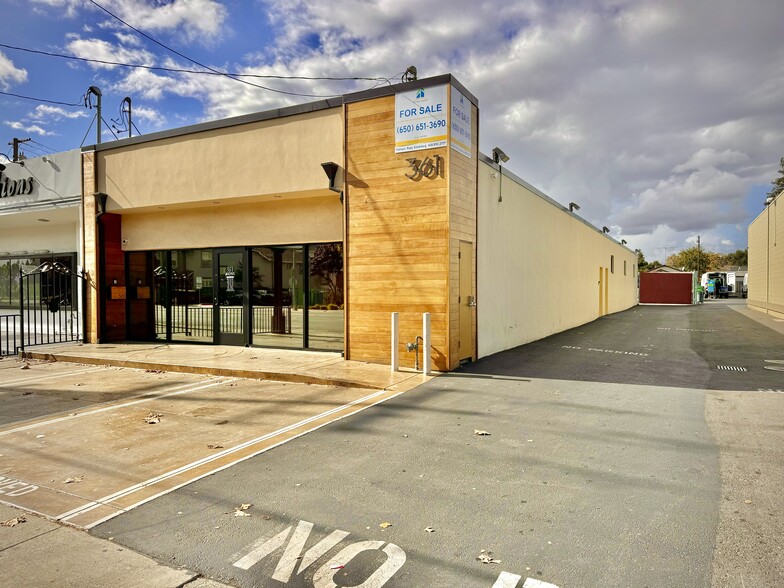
(522, 578, 560, 588)
(492, 571, 522, 588)
(66, 387, 388, 517)
(0, 377, 231, 437)
(77, 387, 408, 529)
(0, 365, 105, 388)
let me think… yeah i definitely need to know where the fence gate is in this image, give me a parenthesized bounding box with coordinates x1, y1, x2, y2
(0, 262, 85, 356)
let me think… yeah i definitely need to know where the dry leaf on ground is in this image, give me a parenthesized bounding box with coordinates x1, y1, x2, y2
(233, 503, 252, 517)
(1, 515, 27, 527)
(425, 527, 436, 533)
(143, 413, 162, 424)
(207, 444, 224, 449)
(63, 476, 83, 484)
(379, 521, 393, 529)
(476, 550, 502, 564)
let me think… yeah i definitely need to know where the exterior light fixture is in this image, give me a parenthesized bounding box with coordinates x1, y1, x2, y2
(321, 161, 343, 203)
(569, 202, 580, 212)
(95, 192, 109, 220)
(602, 226, 610, 233)
(320, 161, 340, 192)
(492, 147, 509, 163)
(621, 239, 627, 245)
(492, 147, 510, 202)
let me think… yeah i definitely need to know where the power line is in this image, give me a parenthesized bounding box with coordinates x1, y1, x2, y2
(29, 139, 58, 153)
(0, 43, 389, 84)
(85, 0, 341, 98)
(0, 89, 82, 107)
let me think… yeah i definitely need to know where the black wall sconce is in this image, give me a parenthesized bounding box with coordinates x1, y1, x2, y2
(95, 192, 109, 220)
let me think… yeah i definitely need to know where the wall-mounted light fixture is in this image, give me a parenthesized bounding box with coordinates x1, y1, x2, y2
(95, 192, 109, 220)
(492, 147, 509, 163)
(321, 161, 343, 203)
(602, 226, 610, 233)
(492, 147, 510, 202)
(569, 202, 580, 212)
(621, 239, 627, 245)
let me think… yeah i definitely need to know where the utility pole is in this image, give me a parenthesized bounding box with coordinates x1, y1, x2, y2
(697, 235, 701, 276)
(9, 137, 31, 162)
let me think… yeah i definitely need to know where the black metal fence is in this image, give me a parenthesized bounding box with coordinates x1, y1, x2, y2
(154, 304, 292, 339)
(0, 263, 85, 355)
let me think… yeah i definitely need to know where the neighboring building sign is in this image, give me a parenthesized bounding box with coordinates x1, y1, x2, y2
(0, 171, 34, 198)
(450, 86, 472, 158)
(395, 85, 448, 153)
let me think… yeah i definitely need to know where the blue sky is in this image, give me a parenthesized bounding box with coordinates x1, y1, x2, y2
(2, 0, 783, 263)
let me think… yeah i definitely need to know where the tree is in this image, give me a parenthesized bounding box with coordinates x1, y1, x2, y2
(767, 156, 784, 200)
(309, 244, 343, 306)
(666, 246, 723, 272)
(720, 249, 748, 267)
(637, 250, 660, 272)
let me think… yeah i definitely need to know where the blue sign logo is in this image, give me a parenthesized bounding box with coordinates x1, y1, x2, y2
(416, 89, 425, 99)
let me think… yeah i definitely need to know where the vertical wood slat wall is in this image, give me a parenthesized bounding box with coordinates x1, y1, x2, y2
(447, 102, 479, 369)
(345, 96, 451, 370)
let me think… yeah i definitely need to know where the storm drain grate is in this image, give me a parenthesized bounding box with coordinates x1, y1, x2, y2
(717, 365, 747, 372)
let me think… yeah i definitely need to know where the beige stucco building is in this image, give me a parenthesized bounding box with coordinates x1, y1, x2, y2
(748, 189, 784, 319)
(78, 74, 637, 370)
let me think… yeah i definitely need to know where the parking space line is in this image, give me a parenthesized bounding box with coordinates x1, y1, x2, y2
(65, 387, 406, 528)
(492, 572, 522, 587)
(0, 365, 106, 388)
(0, 377, 231, 437)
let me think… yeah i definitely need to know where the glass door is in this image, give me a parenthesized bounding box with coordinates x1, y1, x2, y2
(214, 248, 247, 346)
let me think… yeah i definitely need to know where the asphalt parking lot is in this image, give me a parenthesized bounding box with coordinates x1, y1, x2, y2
(86, 301, 784, 588)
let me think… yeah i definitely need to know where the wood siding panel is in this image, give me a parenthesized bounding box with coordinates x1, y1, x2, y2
(346, 95, 450, 370)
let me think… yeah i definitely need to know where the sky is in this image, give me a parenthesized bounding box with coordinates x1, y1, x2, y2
(1, 0, 783, 263)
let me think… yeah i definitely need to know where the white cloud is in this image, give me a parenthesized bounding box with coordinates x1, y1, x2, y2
(131, 105, 165, 127)
(29, 105, 88, 121)
(3, 121, 55, 136)
(0, 51, 28, 90)
(103, 0, 228, 42)
(673, 148, 750, 173)
(66, 36, 156, 70)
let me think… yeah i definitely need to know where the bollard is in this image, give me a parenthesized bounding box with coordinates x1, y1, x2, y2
(422, 312, 431, 375)
(390, 312, 399, 372)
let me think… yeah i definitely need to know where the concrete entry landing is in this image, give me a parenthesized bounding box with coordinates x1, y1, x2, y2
(22, 342, 421, 390)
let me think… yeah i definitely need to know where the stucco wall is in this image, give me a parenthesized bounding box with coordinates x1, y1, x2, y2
(748, 193, 783, 318)
(96, 108, 343, 210)
(477, 160, 638, 358)
(121, 195, 342, 251)
(0, 222, 79, 255)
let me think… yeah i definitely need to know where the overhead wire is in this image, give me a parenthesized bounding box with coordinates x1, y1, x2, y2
(0, 43, 389, 84)
(102, 117, 120, 141)
(0, 89, 83, 107)
(85, 0, 341, 98)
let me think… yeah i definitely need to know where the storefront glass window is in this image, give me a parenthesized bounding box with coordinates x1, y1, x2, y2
(250, 247, 303, 348)
(307, 243, 344, 350)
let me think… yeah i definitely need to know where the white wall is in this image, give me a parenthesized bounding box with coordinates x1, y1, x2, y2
(478, 158, 638, 358)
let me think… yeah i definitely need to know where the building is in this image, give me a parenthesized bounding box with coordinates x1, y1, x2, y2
(77, 74, 636, 370)
(1, 150, 83, 304)
(748, 189, 784, 318)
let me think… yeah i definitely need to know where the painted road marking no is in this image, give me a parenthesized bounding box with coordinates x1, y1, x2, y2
(233, 519, 559, 587)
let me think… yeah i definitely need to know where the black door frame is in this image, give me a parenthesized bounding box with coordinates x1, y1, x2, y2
(213, 247, 249, 346)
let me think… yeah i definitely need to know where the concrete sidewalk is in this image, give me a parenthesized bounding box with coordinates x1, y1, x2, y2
(21, 342, 428, 391)
(0, 504, 229, 588)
